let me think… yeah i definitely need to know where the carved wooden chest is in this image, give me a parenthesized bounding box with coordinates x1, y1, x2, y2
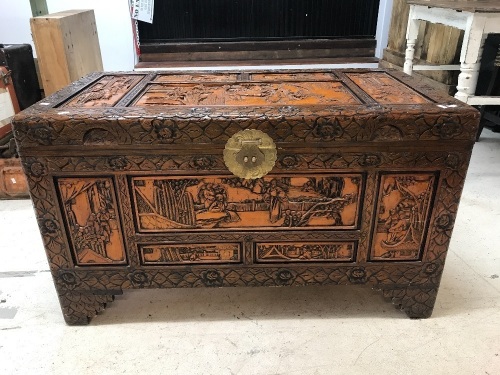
(12, 69, 479, 324)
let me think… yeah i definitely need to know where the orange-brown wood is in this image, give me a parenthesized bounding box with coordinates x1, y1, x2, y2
(371, 173, 437, 261)
(141, 243, 241, 265)
(57, 177, 126, 265)
(63, 75, 144, 108)
(133, 81, 360, 107)
(256, 242, 355, 263)
(346, 72, 430, 104)
(0, 158, 29, 199)
(131, 174, 361, 231)
(11, 69, 480, 323)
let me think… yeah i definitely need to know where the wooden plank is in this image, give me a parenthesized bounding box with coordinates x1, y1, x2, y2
(140, 39, 376, 54)
(135, 57, 379, 70)
(139, 46, 376, 62)
(408, 1, 500, 12)
(387, 0, 410, 53)
(30, 10, 103, 95)
(412, 5, 471, 29)
(413, 64, 461, 70)
(466, 96, 500, 105)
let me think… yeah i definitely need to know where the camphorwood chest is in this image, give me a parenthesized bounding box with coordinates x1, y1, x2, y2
(12, 69, 479, 324)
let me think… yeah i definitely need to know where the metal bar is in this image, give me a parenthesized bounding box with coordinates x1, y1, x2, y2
(413, 64, 461, 71)
(29, 0, 48, 17)
(467, 96, 500, 105)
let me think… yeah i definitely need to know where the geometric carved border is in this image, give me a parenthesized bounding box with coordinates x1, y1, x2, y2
(21, 147, 472, 323)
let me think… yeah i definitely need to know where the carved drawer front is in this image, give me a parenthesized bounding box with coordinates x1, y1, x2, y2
(370, 172, 439, 261)
(255, 241, 357, 263)
(56, 177, 127, 266)
(130, 173, 363, 232)
(139, 243, 242, 265)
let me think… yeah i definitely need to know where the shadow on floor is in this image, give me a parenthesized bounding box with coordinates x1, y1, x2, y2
(91, 284, 415, 325)
(87, 255, 485, 325)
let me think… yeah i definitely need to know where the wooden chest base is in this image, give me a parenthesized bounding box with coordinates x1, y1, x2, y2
(12, 69, 479, 324)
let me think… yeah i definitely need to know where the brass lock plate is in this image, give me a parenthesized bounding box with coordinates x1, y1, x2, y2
(223, 129, 277, 179)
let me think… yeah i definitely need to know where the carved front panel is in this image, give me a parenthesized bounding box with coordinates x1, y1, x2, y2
(57, 177, 126, 265)
(256, 242, 356, 263)
(347, 72, 430, 104)
(371, 173, 438, 261)
(62, 75, 144, 107)
(130, 174, 362, 232)
(140, 243, 241, 265)
(132, 81, 360, 107)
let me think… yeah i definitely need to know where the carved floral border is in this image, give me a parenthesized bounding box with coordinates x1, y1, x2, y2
(23, 149, 470, 296)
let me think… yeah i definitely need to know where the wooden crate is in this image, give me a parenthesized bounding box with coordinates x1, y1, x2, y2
(30, 9, 103, 96)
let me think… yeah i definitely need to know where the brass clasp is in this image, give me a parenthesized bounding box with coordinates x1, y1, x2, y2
(224, 129, 277, 179)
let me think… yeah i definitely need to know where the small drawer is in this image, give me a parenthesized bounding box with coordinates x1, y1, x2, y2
(255, 241, 356, 263)
(139, 243, 242, 266)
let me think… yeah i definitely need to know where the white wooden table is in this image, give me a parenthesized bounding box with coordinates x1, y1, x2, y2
(404, 1, 500, 105)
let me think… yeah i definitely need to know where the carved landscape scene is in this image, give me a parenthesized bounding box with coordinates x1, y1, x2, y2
(57, 177, 126, 265)
(62, 75, 143, 107)
(131, 174, 362, 232)
(371, 173, 437, 261)
(132, 81, 360, 106)
(256, 242, 355, 263)
(140, 243, 241, 265)
(346, 72, 430, 104)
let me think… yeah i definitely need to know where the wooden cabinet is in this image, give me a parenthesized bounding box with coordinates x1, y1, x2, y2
(30, 10, 103, 96)
(12, 69, 479, 324)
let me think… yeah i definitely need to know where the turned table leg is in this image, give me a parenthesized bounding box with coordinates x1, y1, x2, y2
(404, 8, 419, 75)
(455, 16, 487, 103)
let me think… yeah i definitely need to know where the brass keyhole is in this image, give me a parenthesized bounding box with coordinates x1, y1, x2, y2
(243, 156, 257, 163)
(235, 143, 265, 169)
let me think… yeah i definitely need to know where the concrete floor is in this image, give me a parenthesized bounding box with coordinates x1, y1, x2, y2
(1, 129, 499, 375)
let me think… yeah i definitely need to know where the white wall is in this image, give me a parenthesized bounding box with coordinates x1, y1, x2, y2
(1, 0, 394, 71)
(0, 0, 135, 71)
(0, 1, 34, 50)
(375, 0, 394, 58)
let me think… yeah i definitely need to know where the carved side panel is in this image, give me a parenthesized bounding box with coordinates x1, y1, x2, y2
(255, 242, 356, 263)
(346, 72, 430, 104)
(62, 75, 144, 108)
(140, 243, 241, 265)
(56, 177, 127, 265)
(370, 173, 438, 261)
(130, 174, 362, 232)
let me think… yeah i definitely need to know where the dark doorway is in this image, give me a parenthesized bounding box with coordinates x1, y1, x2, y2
(137, 0, 380, 66)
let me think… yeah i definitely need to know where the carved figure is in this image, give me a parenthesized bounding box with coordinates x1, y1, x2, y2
(132, 175, 360, 231)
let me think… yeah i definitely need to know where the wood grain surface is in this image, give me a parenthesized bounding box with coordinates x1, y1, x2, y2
(12, 69, 480, 323)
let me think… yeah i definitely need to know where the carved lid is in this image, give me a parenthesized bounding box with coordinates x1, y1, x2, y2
(12, 69, 480, 149)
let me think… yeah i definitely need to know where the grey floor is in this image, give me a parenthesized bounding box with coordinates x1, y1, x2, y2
(1, 129, 499, 375)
